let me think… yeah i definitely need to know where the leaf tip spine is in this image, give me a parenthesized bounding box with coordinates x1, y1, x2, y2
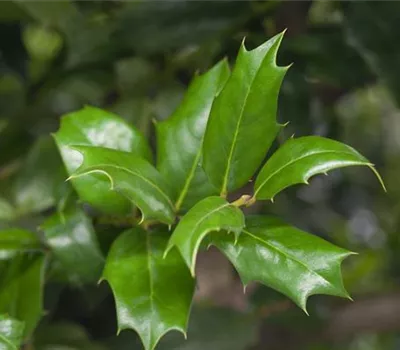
(367, 164, 387, 192)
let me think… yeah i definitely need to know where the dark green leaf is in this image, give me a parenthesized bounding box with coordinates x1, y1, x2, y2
(54, 106, 152, 215)
(13, 137, 66, 215)
(0, 254, 46, 338)
(41, 207, 104, 284)
(213, 216, 354, 312)
(165, 196, 244, 276)
(156, 60, 230, 211)
(158, 307, 259, 350)
(70, 146, 175, 225)
(254, 136, 385, 200)
(102, 227, 195, 350)
(34, 322, 106, 350)
(0, 315, 24, 350)
(0, 229, 41, 260)
(343, 2, 400, 106)
(203, 32, 289, 195)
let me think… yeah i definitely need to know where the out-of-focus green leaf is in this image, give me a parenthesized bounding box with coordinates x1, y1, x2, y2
(0, 254, 46, 338)
(156, 60, 230, 211)
(212, 216, 354, 312)
(13, 137, 65, 215)
(23, 25, 63, 61)
(0, 228, 41, 260)
(203, 32, 288, 195)
(34, 322, 106, 350)
(254, 136, 384, 201)
(16, 1, 79, 29)
(0, 199, 16, 222)
(165, 196, 244, 276)
(114, 2, 251, 54)
(54, 106, 152, 215)
(71, 146, 175, 224)
(157, 307, 259, 350)
(41, 207, 103, 284)
(102, 227, 195, 350)
(344, 1, 400, 106)
(0, 314, 24, 350)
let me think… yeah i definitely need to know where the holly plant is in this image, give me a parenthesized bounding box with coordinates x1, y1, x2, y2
(0, 32, 385, 350)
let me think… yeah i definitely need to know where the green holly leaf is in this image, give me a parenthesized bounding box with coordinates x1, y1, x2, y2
(102, 227, 195, 350)
(254, 136, 385, 200)
(165, 196, 244, 276)
(41, 206, 104, 284)
(54, 106, 152, 215)
(0, 229, 42, 260)
(203, 32, 289, 196)
(70, 146, 175, 225)
(0, 315, 24, 350)
(212, 216, 354, 312)
(156, 60, 230, 211)
(0, 254, 46, 338)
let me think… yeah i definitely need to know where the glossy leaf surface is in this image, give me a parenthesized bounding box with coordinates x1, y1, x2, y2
(0, 254, 46, 338)
(213, 216, 353, 312)
(156, 60, 230, 211)
(54, 106, 152, 214)
(0, 229, 41, 260)
(41, 206, 104, 284)
(0, 315, 24, 350)
(203, 32, 288, 195)
(165, 196, 244, 276)
(102, 227, 195, 350)
(70, 146, 175, 224)
(254, 136, 384, 200)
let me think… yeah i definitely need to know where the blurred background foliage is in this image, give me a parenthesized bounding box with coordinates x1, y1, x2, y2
(1, 1, 400, 349)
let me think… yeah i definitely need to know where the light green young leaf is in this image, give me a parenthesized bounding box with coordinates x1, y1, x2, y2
(212, 216, 354, 312)
(102, 227, 195, 350)
(54, 106, 152, 215)
(0, 315, 24, 350)
(0, 229, 42, 260)
(165, 196, 245, 276)
(70, 146, 175, 225)
(0, 254, 46, 338)
(156, 60, 230, 211)
(203, 32, 289, 196)
(41, 206, 104, 284)
(254, 136, 385, 200)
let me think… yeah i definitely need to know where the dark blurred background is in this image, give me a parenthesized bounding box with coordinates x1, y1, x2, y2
(1, 1, 400, 349)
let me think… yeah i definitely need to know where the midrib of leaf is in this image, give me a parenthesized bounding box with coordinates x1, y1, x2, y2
(0, 331, 18, 350)
(174, 147, 202, 212)
(145, 233, 154, 348)
(220, 52, 273, 196)
(242, 229, 343, 296)
(220, 82, 251, 196)
(254, 150, 367, 197)
(74, 164, 174, 210)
